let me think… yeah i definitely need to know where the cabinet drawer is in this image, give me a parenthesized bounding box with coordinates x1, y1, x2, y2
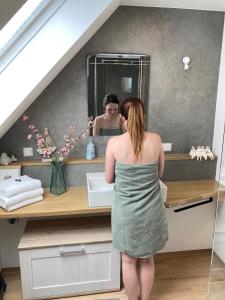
(20, 242, 120, 299)
(19, 218, 120, 300)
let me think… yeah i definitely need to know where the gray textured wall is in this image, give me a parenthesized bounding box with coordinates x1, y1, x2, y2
(22, 159, 217, 187)
(0, 6, 223, 184)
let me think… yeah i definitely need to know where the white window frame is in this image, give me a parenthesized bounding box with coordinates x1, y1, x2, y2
(0, 0, 66, 73)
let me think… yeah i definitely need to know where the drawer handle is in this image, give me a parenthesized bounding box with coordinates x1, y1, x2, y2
(59, 246, 85, 256)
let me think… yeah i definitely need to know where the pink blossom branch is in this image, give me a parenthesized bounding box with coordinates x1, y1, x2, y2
(22, 114, 89, 161)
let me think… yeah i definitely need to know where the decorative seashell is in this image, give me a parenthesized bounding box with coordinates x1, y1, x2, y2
(0, 152, 12, 165)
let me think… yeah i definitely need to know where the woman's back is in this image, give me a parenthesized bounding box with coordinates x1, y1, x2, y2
(106, 131, 164, 180)
(111, 131, 162, 164)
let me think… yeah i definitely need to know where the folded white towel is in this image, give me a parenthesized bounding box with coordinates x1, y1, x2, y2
(0, 188, 43, 208)
(0, 175, 41, 197)
(5, 195, 43, 211)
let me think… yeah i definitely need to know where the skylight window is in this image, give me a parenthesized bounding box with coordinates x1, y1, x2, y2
(0, 0, 65, 73)
(0, 0, 47, 55)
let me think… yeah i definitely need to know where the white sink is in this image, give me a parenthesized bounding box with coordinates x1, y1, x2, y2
(86, 172, 167, 208)
(86, 172, 114, 208)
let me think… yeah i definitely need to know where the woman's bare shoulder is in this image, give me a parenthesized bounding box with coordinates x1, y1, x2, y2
(94, 115, 105, 126)
(108, 134, 121, 143)
(107, 133, 126, 146)
(145, 132, 162, 142)
(95, 114, 105, 121)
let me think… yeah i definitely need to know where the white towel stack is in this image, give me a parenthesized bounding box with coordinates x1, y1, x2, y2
(0, 175, 44, 211)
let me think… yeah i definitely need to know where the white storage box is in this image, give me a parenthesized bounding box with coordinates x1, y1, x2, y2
(0, 165, 21, 271)
(0, 165, 21, 181)
(18, 217, 120, 300)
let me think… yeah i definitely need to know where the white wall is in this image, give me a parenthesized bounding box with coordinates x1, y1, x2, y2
(0, 219, 27, 268)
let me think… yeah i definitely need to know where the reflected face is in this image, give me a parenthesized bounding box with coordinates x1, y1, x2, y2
(105, 103, 119, 118)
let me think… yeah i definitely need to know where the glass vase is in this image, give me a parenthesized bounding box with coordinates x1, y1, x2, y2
(50, 159, 66, 195)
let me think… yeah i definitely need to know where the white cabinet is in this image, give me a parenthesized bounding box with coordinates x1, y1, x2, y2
(0, 166, 21, 181)
(0, 166, 21, 271)
(18, 217, 120, 300)
(160, 197, 217, 252)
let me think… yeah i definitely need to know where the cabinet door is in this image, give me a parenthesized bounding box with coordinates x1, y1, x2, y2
(160, 198, 216, 252)
(19, 242, 120, 300)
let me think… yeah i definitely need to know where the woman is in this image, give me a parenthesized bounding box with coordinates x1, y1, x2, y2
(105, 97, 168, 300)
(93, 94, 125, 136)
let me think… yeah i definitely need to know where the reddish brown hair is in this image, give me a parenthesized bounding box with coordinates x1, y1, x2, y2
(120, 97, 145, 158)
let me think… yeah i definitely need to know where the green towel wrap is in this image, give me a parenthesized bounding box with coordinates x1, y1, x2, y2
(112, 161, 168, 257)
(100, 128, 122, 136)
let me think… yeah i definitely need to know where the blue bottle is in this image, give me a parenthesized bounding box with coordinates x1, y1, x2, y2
(86, 137, 96, 160)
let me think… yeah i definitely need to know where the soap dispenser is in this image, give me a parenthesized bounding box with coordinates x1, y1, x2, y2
(86, 137, 96, 160)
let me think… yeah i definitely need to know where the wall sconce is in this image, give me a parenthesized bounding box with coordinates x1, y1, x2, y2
(182, 56, 191, 71)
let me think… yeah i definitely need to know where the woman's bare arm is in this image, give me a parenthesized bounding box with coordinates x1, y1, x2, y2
(93, 118, 100, 136)
(105, 138, 116, 183)
(158, 141, 164, 178)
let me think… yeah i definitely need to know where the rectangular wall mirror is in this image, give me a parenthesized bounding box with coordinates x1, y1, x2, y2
(87, 53, 150, 135)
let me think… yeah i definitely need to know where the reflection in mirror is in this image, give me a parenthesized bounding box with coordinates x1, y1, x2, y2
(208, 134, 225, 298)
(92, 93, 124, 136)
(87, 53, 150, 136)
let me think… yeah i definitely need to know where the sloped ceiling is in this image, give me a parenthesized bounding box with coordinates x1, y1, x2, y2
(0, 0, 120, 138)
(0, 0, 225, 138)
(122, 0, 225, 11)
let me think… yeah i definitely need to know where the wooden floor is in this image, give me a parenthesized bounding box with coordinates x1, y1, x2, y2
(208, 253, 225, 300)
(2, 250, 212, 300)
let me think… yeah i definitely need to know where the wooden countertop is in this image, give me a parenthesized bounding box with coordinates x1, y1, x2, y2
(0, 180, 220, 219)
(2, 154, 216, 167)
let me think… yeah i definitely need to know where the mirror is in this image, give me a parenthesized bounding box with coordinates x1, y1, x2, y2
(87, 53, 150, 136)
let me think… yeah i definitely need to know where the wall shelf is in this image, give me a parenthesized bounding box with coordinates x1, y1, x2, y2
(0, 154, 216, 168)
